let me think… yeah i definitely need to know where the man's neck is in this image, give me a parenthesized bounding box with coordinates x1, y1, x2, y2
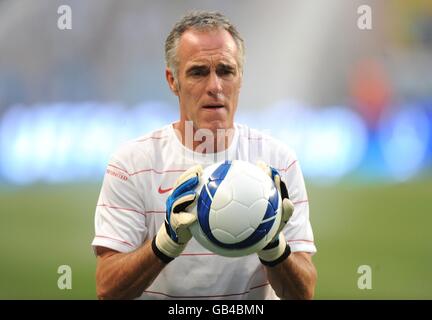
(173, 121, 235, 154)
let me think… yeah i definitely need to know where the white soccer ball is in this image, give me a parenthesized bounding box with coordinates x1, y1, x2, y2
(188, 160, 282, 257)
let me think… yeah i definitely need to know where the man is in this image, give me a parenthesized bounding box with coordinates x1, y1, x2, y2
(92, 11, 317, 300)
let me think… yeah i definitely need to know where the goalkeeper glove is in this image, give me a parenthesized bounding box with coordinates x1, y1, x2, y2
(152, 165, 202, 263)
(256, 161, 294, 267)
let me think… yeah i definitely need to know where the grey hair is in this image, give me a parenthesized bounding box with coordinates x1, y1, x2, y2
(165, 11, 245, 81)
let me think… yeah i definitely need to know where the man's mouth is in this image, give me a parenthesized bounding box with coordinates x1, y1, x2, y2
(202, 104, 224, 109)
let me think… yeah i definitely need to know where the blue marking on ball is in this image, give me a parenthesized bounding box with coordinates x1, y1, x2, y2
(197, 160, 278, 250)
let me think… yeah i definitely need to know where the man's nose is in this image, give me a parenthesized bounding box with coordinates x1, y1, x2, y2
(206, 71, 223, 99)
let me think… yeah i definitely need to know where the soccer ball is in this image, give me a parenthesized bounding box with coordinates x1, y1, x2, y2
(188, 160, 282, 257)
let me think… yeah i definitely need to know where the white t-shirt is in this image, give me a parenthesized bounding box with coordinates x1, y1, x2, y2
(92, 123, 316, 300)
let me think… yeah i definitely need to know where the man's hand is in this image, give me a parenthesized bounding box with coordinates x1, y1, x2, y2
(152, 165, 203, 263)
(256, 161, 294, 267)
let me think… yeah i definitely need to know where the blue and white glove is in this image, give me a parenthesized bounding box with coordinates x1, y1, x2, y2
(256, 161, 294, 267)
(152, 165, 203, 263)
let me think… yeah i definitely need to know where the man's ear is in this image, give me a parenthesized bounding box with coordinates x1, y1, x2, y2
(166, 68, 179, 96)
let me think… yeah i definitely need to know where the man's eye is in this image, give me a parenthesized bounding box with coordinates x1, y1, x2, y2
(189, 69, 208, 76)
(217, 68, 235, 76)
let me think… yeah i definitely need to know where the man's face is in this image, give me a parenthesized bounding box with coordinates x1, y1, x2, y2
(166, 28, 242, 133)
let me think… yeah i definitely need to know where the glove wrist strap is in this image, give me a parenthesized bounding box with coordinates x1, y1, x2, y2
(153, 227, 186, 263)
(151, 236, 174, 264)
(258, 234, 291, 267)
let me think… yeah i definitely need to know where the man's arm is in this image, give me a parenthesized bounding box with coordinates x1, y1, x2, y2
(95, 165, 203, 300)
(256, 161, 316, 299)
(95, 242, 165, 300)
(265, 251, 317, 300)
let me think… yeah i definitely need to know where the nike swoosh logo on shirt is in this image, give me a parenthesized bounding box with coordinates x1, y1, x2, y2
(158, 186, 173, 194)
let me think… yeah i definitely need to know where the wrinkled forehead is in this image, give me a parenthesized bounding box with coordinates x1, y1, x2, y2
(177, 28, 239, 67)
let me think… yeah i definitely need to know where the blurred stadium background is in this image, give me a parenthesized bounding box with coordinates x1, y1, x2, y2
(0, 0, 431, 299)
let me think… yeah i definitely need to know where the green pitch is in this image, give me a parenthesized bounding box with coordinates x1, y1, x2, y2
(0, 177, 431, 299)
